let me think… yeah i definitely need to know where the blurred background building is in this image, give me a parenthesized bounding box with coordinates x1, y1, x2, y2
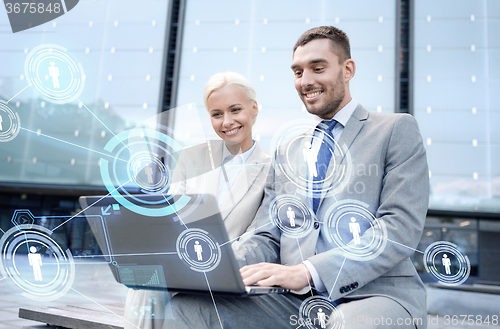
(0, 0, 498, 287)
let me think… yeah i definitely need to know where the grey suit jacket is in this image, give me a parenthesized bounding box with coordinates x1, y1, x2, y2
(234, 105, 429, 327)
(170, 140, 271, 240)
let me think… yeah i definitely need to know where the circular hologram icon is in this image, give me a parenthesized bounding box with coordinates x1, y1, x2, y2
(0, 224, 75, 301)
(25, 44, 85, 104)
(423, 241, 470, 286)
(270, 195, 314, 238)
(176, 228, 221, 272)
(299, 295, 344, 329)
(270, 120, 352, 198)
(127, 152, 170, 194)
(0, 100, 21, 142)
(324, 200, 387, 261)
(100, 124, 193, 217)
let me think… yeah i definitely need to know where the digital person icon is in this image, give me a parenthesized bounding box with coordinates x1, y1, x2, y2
(317, 308, 327, 329)
(442, 253, 452, 275)
(28, 246, 43, 281)
(144, 163, 154, 184)
(348, 217, 361, 245)
(303, 141, 318, 177)
(48, 61, 60, 88)
(194, 241, 203, 261)
(287, 206, 296, 227)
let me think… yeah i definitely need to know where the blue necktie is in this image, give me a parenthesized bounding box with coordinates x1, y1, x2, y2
(312, 119, 338, 213)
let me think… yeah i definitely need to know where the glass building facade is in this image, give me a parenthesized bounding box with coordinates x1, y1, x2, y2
(413, 0, 500, 213)
(2, 0, 497, 213)
(0, 0, 168, 186)
(175, 0, 397, 154)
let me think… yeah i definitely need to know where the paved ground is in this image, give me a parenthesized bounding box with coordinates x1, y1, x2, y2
(1, 259, 498, 328)
(426, 286, 500, 329)
(0, 259, 127, 328)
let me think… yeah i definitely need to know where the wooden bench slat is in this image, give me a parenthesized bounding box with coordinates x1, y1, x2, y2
(61, 303, 125, 315)
(19, 304, 125, 329)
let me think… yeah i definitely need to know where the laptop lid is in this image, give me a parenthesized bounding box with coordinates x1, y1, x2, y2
(79, 194, 251, 295)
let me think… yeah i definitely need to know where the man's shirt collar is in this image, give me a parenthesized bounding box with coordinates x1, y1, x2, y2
(312, 98, 358, 127)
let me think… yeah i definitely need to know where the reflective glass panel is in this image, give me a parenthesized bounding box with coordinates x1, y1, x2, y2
(414, 0, 500, 212)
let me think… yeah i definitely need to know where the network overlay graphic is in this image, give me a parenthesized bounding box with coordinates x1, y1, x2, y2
(0, 44, 471, 329)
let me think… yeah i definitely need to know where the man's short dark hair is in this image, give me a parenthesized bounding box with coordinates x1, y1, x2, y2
(293, 26, 351, 62)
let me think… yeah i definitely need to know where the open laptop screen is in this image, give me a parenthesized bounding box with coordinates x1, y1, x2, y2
(79, 194, 249, 295)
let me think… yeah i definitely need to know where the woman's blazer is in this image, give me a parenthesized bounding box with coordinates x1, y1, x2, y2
(170, 140, 271, 240)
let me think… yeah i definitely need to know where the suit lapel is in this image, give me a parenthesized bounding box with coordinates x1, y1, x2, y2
(220, 143, 268, 220)
(335, 105, 369, 164)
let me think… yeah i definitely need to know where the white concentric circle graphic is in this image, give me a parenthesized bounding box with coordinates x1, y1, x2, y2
(176, 228, 221, 272)
(423, 241, 470, 286)
(0, 224, 75, 301)
(127, 152, 171, 194)
(270, 119, 352, 199)
(299, 296, 344, 329)
(24, 44, 85, 104)
(100, 124, 200, 217)
(0, 100, 21, 142)
(324, 200, 387, 261)
(269, 195, 314, 238)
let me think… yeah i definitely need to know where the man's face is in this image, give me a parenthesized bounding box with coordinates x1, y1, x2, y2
(291, 39, 349, 119)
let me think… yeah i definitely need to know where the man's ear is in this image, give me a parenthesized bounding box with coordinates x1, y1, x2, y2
(344, 59, 356, 82)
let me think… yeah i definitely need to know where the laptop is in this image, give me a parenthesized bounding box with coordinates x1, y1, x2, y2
(78, 193, 289, 297)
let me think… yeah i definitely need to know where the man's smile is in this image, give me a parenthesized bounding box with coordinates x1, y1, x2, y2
(303, 90, 323, 101)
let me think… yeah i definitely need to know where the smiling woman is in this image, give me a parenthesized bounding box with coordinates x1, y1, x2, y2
(169, 72, 270, 240)
(124, 72, 271, 329)
(205, 72, 258, 155)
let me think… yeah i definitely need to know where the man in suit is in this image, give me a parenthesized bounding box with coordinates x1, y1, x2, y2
(164, 26, 429, 329)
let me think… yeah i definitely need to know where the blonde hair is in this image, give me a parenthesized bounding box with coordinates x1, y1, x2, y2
(203, 72, 257, 110)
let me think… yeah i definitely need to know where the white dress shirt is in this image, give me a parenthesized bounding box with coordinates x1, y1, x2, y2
(217, 141, 257, 209)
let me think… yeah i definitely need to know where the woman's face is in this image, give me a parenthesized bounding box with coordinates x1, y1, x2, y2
(207, 84, 258, 153)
